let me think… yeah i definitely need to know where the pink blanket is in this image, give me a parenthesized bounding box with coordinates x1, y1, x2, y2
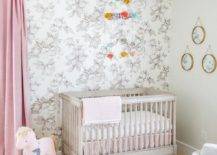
(82, 96, 122, 125)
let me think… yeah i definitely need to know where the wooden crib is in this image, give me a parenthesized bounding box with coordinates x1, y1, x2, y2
(61, 88, 176, 155)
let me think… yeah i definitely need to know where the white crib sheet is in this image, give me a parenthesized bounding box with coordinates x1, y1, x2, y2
(83, 111, 171, 141)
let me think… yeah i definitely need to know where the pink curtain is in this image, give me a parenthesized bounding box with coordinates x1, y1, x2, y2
(0, 0, 30, 154)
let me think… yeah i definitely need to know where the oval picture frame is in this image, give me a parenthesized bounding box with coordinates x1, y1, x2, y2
(181, 53, 194, 71)
(192, 26, 206, 45)
(202, 54, 217, 73)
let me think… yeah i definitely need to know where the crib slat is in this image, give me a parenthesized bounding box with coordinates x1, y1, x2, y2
(102, 125, 105, 155)
(129, 103, 133, 151)
(65, 105, 67, 145)
(72, 105, 74, 151)
(118, 124, 122, 153)
(67, 104, 69, 150)
(145, 103, 148, 149)
(154, 102, 158, 147)
(173, 100, 176, 146)
(96, 125, 100, 155)
(74, 106, 76, 153)
(62, 104, 65, 143)
(84, 126, 87, 155)
(74, 107, 76, 153)
(65, 103, 67, 146)
(75, 107, 78, 153)
(150, 102, 153, 148)
(77, 108, 79, 154)
(107, 126, 111, 154)
(169, 101, 172, 145)
(164, 101, 168, 146)
(135, 104, 138, 151)
(74, 107, 77, 152)
(78, 107, 82, 155)
(113, 125, 117, 153)
(62, 104, 65, 146)
(124, 104, 127, 152)
(72, 105, 74, 153)
(71, 106, 73, 152)
(160, 101, 163, 146)
(90, 126, 94, 155)
(139, 102, 143, 150)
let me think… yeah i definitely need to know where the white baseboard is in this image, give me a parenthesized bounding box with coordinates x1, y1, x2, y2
(177, 140, 198, 155)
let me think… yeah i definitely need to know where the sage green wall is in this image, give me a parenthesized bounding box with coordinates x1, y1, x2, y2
(170, 0, 217, 154)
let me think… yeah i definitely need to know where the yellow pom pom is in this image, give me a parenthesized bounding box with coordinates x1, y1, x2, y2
(120, 51, 129, 58)
(123, 0, 131, 4)
(104, 12, 113, 20)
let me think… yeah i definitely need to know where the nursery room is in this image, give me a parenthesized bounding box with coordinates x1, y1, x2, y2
(1, 0, 217, 155)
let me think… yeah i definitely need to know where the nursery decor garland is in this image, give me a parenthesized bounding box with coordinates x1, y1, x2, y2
(104, 0, 139, 20)
(104, 11, 139, 20)
(106, 51, 141, 60)
(104, 0, 141, 61)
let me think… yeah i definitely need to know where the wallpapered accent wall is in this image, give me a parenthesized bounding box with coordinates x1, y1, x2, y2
(26, 0, 172, 149)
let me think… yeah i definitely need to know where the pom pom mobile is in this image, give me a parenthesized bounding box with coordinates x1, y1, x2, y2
(104, 11, 139, 20)
(113, 0, 132, 4)
(106, 51, 142, 60)
(123, 0, 132, 4)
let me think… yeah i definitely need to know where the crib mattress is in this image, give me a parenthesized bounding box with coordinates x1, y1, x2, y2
(83, 111, 171, 141)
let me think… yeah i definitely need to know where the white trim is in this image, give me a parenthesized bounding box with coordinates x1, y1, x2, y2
(177, 140, 198, 151)
(177, 140, 199, 155)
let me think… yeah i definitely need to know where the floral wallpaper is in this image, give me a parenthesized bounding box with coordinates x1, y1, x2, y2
(26, 0, 172, 150)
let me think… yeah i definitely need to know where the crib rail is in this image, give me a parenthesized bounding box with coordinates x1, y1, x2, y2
(62, 99, 83, 155)
(61, 88, 176, 155)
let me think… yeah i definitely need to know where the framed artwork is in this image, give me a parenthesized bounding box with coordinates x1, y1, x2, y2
(192, 17, 206, 45)
(202, 54, 216, 73)
(192, 25, 206, 44)
(181, 53, 194, 71)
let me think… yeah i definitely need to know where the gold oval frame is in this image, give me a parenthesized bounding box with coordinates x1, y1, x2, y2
(192, 26, 206, 44)
(181, 53, 194, 71)
(202, 54, 217, 73)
